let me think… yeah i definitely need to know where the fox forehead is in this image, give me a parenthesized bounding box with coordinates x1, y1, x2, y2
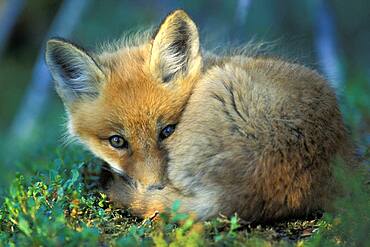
(71, 45, 186, 139)
(101, 46, 182, 122)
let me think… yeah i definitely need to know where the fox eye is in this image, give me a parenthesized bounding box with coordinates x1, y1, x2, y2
(109, 135, 128, 149)
(159, 124, 176, 140)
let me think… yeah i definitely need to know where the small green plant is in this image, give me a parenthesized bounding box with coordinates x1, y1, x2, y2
(306, 159, 370, 247)
(0, 168, 100, 246)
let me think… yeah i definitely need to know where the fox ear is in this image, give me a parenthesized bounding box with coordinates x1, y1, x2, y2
(150, 10, 202, 83)
(45, 39, 105, 106)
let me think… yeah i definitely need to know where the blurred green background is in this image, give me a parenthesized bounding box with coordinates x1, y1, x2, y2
(0, 0, 369, 187)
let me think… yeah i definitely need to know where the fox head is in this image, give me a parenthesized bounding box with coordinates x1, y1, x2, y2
(45, 10, 202, 189)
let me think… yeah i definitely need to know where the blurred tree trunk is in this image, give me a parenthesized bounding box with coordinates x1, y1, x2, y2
(10, 0, 90, 140)
(0, 0, 25, 59)
(232, 0, 252, 41)
(235, 0, 251, 27)
(314, 0, 344, 91)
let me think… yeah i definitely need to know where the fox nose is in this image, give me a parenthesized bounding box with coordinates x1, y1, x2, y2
(147, 183, 165, 191)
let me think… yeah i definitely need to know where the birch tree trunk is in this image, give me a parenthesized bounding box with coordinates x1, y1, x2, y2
(314, 0, 344, 91)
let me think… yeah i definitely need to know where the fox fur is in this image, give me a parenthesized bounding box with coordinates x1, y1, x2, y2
(45, 10, 350, 222)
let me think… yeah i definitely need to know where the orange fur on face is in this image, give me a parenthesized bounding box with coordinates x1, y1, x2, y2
(46, 10, 203, 213)
(70, 44, 200, 186)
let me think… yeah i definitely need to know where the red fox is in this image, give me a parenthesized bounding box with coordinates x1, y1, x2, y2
(45, 10, 350, 222)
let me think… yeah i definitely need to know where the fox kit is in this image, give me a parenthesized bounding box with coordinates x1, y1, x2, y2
(46, 10, 349, 222)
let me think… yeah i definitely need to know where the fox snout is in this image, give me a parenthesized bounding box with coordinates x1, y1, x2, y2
(103, 161, 166, 192)
(132, 166, 166, 192)
(114, 170, 165, 192)
(120, 171, 166, 192)
(119, 151, 167, 191)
